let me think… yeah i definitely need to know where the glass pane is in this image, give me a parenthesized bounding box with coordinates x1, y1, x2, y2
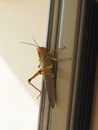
(0, 0, 49, 130)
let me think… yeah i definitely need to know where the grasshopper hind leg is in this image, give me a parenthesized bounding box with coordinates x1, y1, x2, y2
(37, 91, 42, 99)
(28, 82, 42, 99)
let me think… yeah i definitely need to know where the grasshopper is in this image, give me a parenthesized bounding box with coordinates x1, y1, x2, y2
(21, 37, 72, 108)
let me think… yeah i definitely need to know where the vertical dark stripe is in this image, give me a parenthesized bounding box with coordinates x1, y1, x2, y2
(73, 1, 98, 130)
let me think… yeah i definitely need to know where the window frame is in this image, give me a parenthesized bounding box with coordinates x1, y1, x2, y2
(38, 0, 98, 130)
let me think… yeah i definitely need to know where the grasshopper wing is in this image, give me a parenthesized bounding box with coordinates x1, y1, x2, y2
(44, 73, 55, 108)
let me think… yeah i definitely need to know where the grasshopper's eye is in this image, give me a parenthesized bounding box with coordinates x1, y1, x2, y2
(38, 51, 41, 58)
(37, 48, 40, 57)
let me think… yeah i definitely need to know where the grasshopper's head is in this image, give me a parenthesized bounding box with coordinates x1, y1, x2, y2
(20, 37, 47, 61)
(37, 47, 47, 61)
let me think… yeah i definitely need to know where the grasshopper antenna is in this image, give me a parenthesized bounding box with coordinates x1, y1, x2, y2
(32, 35, 39, 47)
(20, 41, 38, 47)
(20, 36, 40, 47)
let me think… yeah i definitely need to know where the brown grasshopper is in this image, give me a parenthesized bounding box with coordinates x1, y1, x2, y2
(21, 37, 71, 108)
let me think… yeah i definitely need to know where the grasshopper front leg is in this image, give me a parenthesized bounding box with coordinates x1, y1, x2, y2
(48, 47, 72, 62)
(48, 46, 66, 55)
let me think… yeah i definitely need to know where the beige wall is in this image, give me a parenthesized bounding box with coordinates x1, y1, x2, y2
(0, 0, 49, 129)
(0, 0, 49, 99)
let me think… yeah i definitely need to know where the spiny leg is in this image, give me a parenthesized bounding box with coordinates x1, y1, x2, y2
(50, 57, 72, 61)
(29, 82, 42, 99)
(48, 46, 66, 55)
(45, 72, 55, 78)
(28, 66, 53, 98)
(28, 71, 42, 98)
